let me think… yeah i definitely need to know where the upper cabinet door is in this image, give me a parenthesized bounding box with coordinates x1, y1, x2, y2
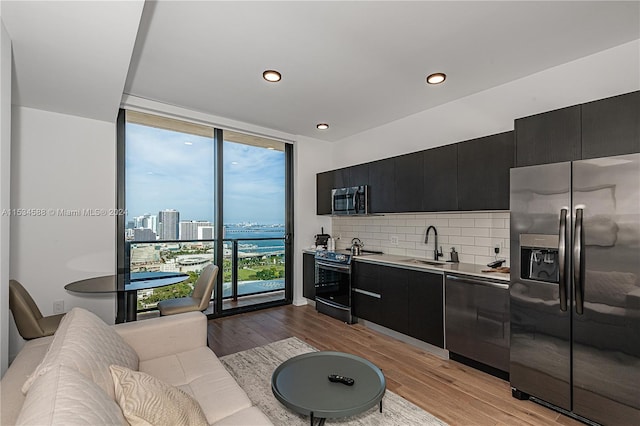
(368, 158, 395, 213)
(394, 151, 424, 212)
(348, 163, 369, 187)
(423, 144, 458, 212)
(582, 91, 640, 159)
(515, 105, 581, 167)
(333, 167, 349, 189)
(316, 171, 333, 215)
(457, 131, 514, 211)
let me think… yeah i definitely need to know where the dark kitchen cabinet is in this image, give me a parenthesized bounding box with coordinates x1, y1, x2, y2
(582, 91, 640, 159)
(423, 144, 458, 212)
(379, 267, 409, 334)
(352, 262, 443, 346)
(352, 262, 382, 324)
(333, 167, 349, 189)
(515, 105, 581, 167)
(368, 158, 395, 213)
(348, 163, 369, 187)
(408, 270, 444, 348)
(457, 131, 514, 210)
(302, 253, 316, 300)
(316, 171, 333, 215)
(394, 152, 424, 212)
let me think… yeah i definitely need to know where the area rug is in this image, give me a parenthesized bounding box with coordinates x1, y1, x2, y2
(220, 337, 448, 425)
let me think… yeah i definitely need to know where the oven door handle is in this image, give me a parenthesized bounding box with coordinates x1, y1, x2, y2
(315, 260, 351, 273)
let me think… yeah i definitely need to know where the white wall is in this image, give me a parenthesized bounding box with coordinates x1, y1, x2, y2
(0, 16, 12, 376)
(292, 135, 333, 305)
(9, 106, 117, 359)
(333, 40, 640, 167)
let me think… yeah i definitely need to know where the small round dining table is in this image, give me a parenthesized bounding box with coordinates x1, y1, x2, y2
(64, 272, 189, 322)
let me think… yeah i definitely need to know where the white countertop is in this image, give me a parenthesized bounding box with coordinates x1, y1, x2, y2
(303, 249, 510, 282)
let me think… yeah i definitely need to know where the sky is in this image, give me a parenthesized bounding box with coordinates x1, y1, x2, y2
(126, 123, 285, 225)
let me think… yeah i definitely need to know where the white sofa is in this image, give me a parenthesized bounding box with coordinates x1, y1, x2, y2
(1, 308, 272, 425)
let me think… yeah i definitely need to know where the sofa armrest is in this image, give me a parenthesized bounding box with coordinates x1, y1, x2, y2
(113, 311, 207, 361)
(626, 287, 640, 311)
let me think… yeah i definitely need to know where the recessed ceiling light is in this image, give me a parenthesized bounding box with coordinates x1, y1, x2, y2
(426, 73, 446, 85)
(267, 147, 275, 150)
(316, 123, 329, 130)
(263, 70, 281, 82)
(184, 142, 193, 145)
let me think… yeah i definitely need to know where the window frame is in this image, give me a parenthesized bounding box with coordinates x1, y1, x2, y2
(116, 109, 293, 322)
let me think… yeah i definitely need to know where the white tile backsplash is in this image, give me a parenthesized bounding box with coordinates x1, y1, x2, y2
(333, 211, 510, 266)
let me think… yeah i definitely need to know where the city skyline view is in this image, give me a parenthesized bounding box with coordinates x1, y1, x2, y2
(125, 122, 285, 225)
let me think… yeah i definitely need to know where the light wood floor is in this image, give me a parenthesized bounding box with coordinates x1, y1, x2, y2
(208, 304, 582, 426)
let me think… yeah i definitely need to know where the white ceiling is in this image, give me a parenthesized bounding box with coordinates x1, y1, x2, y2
(3, 1, 639, 141)
(2, 0, 144, 122)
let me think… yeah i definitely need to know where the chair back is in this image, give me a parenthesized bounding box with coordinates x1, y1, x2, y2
(192, 264, 218, 311)
(9, 280, 45, 339)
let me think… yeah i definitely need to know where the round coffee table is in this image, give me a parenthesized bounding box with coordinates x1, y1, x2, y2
(271, 351, 386, 425)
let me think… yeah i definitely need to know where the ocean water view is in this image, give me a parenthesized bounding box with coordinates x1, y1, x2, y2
(224, 225, 285, 256)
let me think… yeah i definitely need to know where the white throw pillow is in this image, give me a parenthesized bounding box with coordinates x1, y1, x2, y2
(16, 365, 128, 426)
(110, 365, 209, 426)
(22, 307, 139, 398)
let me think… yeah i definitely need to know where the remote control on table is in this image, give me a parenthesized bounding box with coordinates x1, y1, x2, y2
(328, 374, 355, 386)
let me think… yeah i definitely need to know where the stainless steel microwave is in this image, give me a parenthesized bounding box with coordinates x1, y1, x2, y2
(331, 186, 369, 215)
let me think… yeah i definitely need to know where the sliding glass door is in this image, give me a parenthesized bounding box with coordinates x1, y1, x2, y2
(118, 110, 292, 320)
(220, 131, 288, 312)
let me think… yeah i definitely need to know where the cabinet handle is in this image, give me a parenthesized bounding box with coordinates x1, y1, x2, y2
(353, 288, 382, 299)
(445, 275, 508, 290)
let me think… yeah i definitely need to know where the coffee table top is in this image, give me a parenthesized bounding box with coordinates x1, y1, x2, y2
(271, 351, 386, 419)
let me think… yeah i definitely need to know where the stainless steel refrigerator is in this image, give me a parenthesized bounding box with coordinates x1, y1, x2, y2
(510, 153, 640, 425)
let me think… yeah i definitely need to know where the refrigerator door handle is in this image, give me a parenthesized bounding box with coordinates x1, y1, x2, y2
(558, 208, 568, 312)
(574, 208, 585, 315)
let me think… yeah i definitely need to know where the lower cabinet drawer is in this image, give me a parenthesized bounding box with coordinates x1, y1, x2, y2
(352, 288, 381, 324)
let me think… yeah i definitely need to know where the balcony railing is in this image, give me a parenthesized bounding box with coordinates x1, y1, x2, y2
(127, 237, 285, 312)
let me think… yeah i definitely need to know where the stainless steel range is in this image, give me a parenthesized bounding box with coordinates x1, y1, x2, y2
(314, 251, 355, 324)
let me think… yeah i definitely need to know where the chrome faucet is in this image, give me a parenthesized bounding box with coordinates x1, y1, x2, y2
(425, 226, 443, 261)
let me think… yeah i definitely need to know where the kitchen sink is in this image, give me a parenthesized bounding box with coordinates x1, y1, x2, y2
(400, 258, 450, 267)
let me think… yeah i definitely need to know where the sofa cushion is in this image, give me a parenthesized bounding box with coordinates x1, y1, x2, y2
(22, 307, 139, 398)
(0, 336, 54, 426)
(110, 365, 208, 426)
(139, 346, 253, 424)
(16, 365, 127, 426)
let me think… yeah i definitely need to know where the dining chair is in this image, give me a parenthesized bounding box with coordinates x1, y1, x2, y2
(9, 279, 66, 340)
(157, 264, 218, 316)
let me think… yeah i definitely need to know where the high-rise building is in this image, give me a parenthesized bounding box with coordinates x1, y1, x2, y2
(133, 228, 157, 241)
(133, 214, 157, 233)
(198, 226, 214, 240)
(158, 209, 179, 240)
(180, 221, 213, 240)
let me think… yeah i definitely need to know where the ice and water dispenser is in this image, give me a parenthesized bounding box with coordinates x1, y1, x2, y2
(520, 234, 560, 283)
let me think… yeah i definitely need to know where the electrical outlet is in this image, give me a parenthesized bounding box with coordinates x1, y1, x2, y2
(390, 235, 399, 245)
(494, 244, 501, 255)
(53, 300, 64, 314)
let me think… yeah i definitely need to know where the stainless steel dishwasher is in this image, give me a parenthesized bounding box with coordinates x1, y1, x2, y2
(445, 274, 509, 375)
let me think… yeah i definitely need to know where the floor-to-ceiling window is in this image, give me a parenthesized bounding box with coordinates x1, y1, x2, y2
(117, 110, 292, 320)
(221, 131, 287, 312)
